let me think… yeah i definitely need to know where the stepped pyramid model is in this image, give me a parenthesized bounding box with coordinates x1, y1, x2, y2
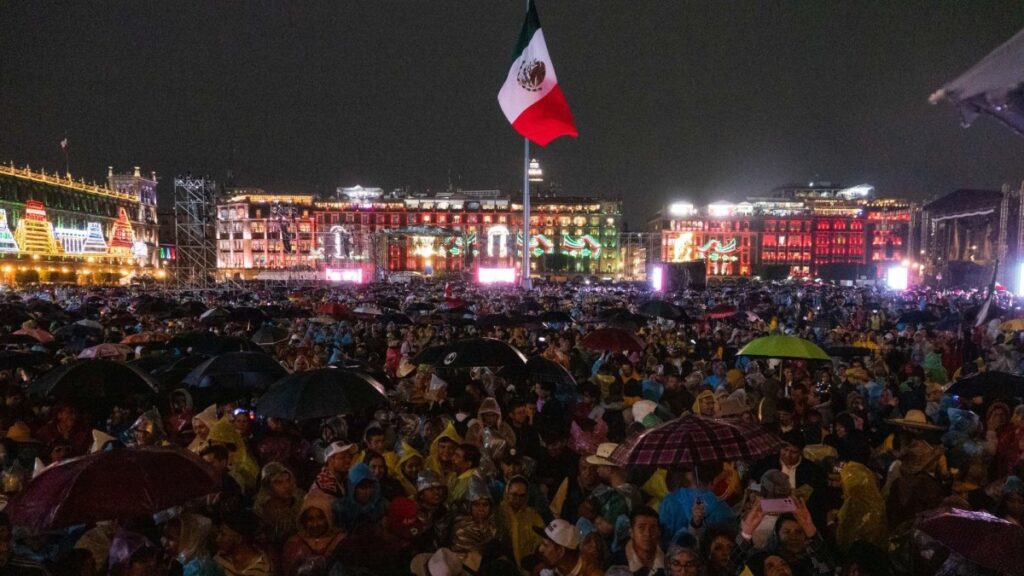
(82, 222, 108, 253)
(0, 210, 20, 253)
(13, 200, 61, 255)
(107, 207, 135, 255)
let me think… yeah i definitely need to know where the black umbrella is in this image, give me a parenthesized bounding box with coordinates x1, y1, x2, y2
(825, 346, 873, 359)
(537, 310, 573, 324)
(251, 326, 290, 347)
(149, 355, 212, 389)
(0, 351, 52, 370)
(639, 300, 684, 320)
(256, 368, 387, 420)
(227, 307, 268, 325)
(519, 355, 576, 389)
(897, 310, 940, 325)
(379, 313, 413, 326)
(167, 332, 261, 356)
(412, 338, 528, 368)
(406, 302, 435, 312)
(29, 360, 159, 408)
(476, 314, 515, 328)
(183, 352, 287, 399)
(948, 371, 1024, 400)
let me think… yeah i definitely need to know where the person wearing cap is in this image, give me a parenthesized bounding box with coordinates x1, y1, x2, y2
(587, 443, 642, 513)
(534, 519, 601, 576)
(214, 510, 271, 576)
(497, 475, 544, 573)
(308, 440, 357, 502)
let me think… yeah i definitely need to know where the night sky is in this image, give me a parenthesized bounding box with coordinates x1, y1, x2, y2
(2, 1, 1024, 228)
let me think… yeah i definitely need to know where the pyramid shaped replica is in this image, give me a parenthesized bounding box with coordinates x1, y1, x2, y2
(107, 207, 135, 256)
(0, 210, 20, 254)
(14, 201, 61, 255)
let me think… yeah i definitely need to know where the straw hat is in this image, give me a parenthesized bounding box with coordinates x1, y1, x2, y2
(886, 409, 944, 431)
(5, 422, 39, 444)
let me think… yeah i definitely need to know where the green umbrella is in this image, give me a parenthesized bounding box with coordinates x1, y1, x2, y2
(737, 335, 830, 361)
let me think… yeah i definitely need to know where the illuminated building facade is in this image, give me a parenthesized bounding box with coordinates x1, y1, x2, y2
(215, 185, 623, 279)
(653, 202, 758, 277)
(652, 183, 918, 279)
(215, 190, 317, 276)
(0, 163, 160, 282)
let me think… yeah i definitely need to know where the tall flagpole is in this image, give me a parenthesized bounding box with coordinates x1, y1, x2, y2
(522, 138, 531, 289)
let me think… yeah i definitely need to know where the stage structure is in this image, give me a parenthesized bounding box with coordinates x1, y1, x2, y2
(172, 176, 218, 290)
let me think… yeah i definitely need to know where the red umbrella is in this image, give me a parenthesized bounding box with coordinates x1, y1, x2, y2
(706, 304, 737, 319)
(581, 327, 644, 352)
(121, 331, 170, 346)
(917, 508, 1024, 575)
(12, 327, 54, 344)
(77, 343, 133, 361)
(318, 302, 351, 320)
(610, 414, 784, 467)
(8, 447, 220, 531)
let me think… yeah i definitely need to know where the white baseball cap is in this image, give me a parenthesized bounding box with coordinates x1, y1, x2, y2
(533, 518, 580, 550)
(585, 442, 620, 467)
(324, 441, 357, 461)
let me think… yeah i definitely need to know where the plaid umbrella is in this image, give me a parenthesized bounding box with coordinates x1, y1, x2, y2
(917, 508, 1024, 575)
(610, 414, 784, 467)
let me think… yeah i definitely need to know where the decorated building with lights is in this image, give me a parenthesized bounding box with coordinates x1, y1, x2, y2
(214, 182, 624, 280)
(651, 183, 918, 280)
(0, 163, 160, 282)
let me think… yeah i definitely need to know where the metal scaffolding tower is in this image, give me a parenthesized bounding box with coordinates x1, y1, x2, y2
(172, 176, 217, 290)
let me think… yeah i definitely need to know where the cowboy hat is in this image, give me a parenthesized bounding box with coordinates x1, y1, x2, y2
(886, 409, 944, 431)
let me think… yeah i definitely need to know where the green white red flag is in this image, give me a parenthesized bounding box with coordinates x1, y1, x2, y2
(497, 0, 578, 146)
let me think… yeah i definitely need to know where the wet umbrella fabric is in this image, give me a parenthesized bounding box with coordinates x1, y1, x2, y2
(947, 371, 1024, 400)
(251, 326, 290, 346)
(411, 338, 528, 368)
(8, 447, 220, 531)
(580, 328, 644, 353)
(182, 352, 287, 394)
(917, 508, 1024, 575)
(30, 360, 159, 402)
(256, 368, 387, 421)
(167, 332, 261, 356)
(639, 300, 684, 320)
(537, 310, 573, 324)
(610, 414, 783, 467)
(737, 335, 831, 361)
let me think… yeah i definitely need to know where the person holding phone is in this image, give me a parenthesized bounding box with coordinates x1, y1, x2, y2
(731, 496, 835, 576)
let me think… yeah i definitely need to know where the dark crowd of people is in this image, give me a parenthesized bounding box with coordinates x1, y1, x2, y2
(0, 278, 1019, 576)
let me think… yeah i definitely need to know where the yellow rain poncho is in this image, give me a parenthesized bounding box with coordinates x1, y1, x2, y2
(498, 490, 545, 574)
(207, 416, 259, 494)
(836, 461, 887, 551)
(425, 421, 463, 485)
(393, 441, 424, 497)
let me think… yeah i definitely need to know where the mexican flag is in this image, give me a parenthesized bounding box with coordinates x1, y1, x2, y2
(497, 0, 578, 147)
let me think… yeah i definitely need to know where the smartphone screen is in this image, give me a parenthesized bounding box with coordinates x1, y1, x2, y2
(759, 498, 796, 514)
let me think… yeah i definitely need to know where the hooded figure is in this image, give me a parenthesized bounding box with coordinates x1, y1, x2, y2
(127, 408, 167, 447)
(464, 396, 517, 452)
(394, 441, 425, 497)
(188, 405, 219, 454)
(426, 421, 463, 484)
(207, 415, 259, 494)
(163, 513, 222, 576)
(282, 496, 345, 576)
(942, 408, 984, 470)
(253, 462, 305, 551)
(451, 475, 498, 555)
(334, 462, 388, 529)
(312, 416, 349, 464)
(166, 388, 195, 440)
(835, 462, 887, 552)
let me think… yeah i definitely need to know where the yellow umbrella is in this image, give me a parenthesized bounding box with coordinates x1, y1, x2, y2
(1001, 319, 1024, 332)
(853, 339, 880, 351)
